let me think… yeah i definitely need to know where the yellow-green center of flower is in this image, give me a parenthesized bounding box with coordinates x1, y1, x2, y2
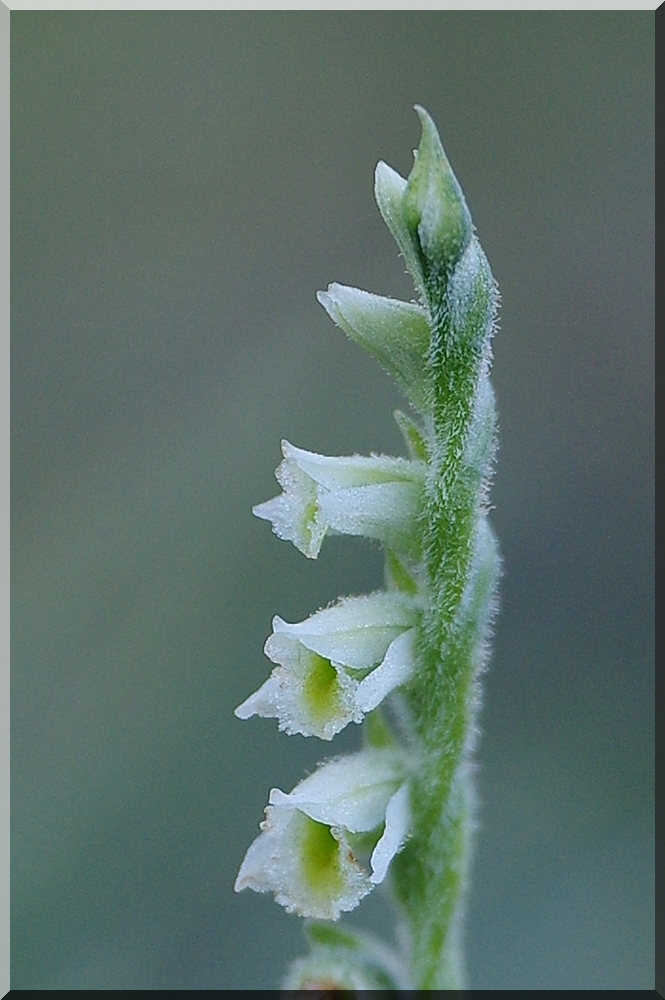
(300, 817, 345, 895)
(303, 653, 343, 722)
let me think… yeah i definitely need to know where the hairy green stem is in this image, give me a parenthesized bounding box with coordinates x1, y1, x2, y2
(392, 236, 499, 987)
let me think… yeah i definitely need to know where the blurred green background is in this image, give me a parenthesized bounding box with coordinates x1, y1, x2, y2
(12, 11, 653, 991)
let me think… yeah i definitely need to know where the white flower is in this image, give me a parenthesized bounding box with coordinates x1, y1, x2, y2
(234, 592, 419, 739)
(234, 750, 411, 920)
(253, 440, 426, 559)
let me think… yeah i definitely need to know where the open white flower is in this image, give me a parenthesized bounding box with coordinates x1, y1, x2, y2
(235, 592, 419, 739)
(235, 750, 411, 920)
(253, 440, 426, 559)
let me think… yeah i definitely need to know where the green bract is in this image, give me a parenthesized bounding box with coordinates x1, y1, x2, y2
(235, 107, 500, 992)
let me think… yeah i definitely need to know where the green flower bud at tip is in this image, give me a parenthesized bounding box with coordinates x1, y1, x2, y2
(403, 105, 473, 274)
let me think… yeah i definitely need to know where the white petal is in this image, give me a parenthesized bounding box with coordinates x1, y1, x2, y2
(234, 673, 282, 720)
(319, 481, 423, 550)
(234, 812, 282, 892)
(254, 441, 425, 558)
(282, 439, 423, 489)
(253, 441, 426, 559)
(369, 783, 411, 884)
(269, 750, 403, 833)
(355, 628, 417, 713)
(274, 591, 415, 637)
(272, 592, 418, 669)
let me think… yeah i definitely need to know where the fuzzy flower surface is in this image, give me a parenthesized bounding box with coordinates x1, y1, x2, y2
(235, 592, 419, 739)
(253, 440, 426, 559)
(234, 750, 410, 920)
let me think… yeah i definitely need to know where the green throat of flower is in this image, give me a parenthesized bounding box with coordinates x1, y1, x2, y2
(302, 653, 343, 723)
(299, 817, 346, 896)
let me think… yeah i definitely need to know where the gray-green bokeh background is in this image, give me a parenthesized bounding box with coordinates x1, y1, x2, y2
(12, 12, 653, 990)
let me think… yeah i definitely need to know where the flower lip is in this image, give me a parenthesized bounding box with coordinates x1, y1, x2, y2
(234, 639, 362, 741)
(234, 801, 372, 920)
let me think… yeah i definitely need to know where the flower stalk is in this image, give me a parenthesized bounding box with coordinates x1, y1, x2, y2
(235, 106, 500, 991)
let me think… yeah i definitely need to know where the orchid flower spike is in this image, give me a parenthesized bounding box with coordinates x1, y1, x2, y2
(235, 107, 501, 991)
